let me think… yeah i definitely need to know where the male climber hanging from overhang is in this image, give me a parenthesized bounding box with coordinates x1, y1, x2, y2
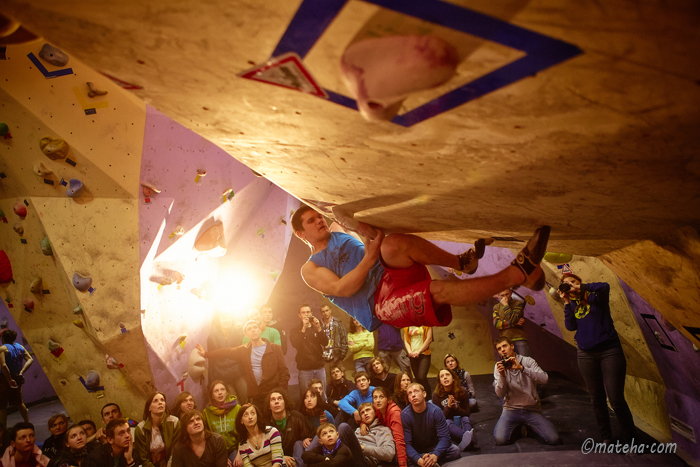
(292, 204, 550, 331)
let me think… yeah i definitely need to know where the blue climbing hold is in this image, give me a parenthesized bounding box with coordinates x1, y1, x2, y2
(66, 179, 84, 197)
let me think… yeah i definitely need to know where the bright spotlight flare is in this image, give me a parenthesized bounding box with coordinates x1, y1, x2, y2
(214, 269, 261, 321)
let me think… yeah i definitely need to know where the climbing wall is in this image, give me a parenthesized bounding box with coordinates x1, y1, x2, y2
(137, 106, 297, 406)
(0, 38, 151, 422)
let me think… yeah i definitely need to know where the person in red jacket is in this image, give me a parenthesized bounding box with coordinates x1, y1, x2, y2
(370, 387, 407, 467)
(197, 320, 290, 408)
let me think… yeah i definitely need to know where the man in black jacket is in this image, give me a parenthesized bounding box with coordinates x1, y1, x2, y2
(83, 418, 136, 467)
(268, 389, 315, 467)
(291, 304, 327, 399)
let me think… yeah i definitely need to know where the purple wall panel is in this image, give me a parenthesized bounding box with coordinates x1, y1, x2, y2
(621, 279, 700, 458)
(0, 302, 57, 404)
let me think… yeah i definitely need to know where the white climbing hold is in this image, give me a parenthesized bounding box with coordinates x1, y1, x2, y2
(86, 82, 108, 98)
(33, 162, 53, 177)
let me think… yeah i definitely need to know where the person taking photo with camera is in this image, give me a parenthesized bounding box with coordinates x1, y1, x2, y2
(559, 273, 636, 445)
(492, 337, 559, 446)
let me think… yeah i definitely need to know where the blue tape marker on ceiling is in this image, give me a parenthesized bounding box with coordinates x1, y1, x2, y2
(266, 0, 582, 126)
(27, 53, 73, 79)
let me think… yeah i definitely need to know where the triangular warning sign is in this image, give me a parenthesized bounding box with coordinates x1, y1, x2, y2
(562, 263, 573, 274)
(238, 52, 328, 99)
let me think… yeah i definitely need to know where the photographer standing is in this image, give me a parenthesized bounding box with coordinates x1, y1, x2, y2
(492, 337, 559, 446)
(291, 305, 328, 400)
(559, 273, 636, 445)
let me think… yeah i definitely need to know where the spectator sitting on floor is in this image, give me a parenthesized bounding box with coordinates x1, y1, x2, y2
(337, 372, 375, 429)
(134, 392, 180, 467)
(368, 357, 397, 398)
(171, 392, 196, 419)
(391, 372, 412, 411)
(268, 389, 314, 467)
(354, 403, 395, 467)
(299, 388, 335, 430)
(202, 381, 242, 463)
(1, 422, 49, 466)
(171, 410, 227, 467)
(493, 337, 560, 446)
(236, 404, 284, 467)
(77, 420, 101, 453)
(371, 387, 407, 467)
(432, 368, 476, 451)
(308, 379, 327, 404)
(401, 383, 460, 467)
(83, 419, 134, 467)
(443, 354, 477, 410)
(95, 403, 136, 444)
(48, 424, 90, 467)
(41, 414, 68, 459)
(326, 367, 354, 418)
(301, 423, 352, 467)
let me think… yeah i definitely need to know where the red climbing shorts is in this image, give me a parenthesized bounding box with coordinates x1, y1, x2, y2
(373, 260, 452, 329)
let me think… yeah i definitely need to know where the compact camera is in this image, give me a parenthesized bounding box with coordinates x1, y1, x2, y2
(558, 282, 571, 293)
(500, 355, 514, 369)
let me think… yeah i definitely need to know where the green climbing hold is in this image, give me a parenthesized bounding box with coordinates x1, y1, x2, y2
(257, 228, 265, 236)
(543, 252, 573, 264)
(40, 237, 53, 256)
(0, 123, 8, 136)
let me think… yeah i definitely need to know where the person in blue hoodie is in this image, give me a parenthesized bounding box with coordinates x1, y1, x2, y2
(560, 273, 636, 444)
(337, 372, 375, 429)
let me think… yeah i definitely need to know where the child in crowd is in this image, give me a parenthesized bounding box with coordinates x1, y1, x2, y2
(301, 423, 352, 466)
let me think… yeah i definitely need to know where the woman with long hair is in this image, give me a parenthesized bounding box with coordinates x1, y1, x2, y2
(172, 410, 228, 467)
(235, 404, 283, 467)
(202, 380, 242, 463)
(391, 372, 412, 410)
(402, 326, 433, 394)
(371, 387, 407, 467)
(347, 318, 374, 375)
(444, 354, 477, 409)
(560, 273, 636, 444)
(134, 392, 181, 467)
(432, 368, 476, 451)
(298, 388, 335, 429)
(47, 425, 89, 467)
(171, 392, 197, 419)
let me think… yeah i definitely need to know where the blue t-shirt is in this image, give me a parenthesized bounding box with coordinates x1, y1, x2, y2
(4, 343, 26, 375)
(309, 232, 384, 331)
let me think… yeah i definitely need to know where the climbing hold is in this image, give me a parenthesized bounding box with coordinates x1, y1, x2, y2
(13, 203, 27, 218)
(47, 340, 61, 351)
(72, 273, 92, 292)
(190, 288, 205, 300)
(195, 169, 207, 183)
(29, 277, 42, 294)
(39, 43, 69, 66)
(86, 82, 108, 98)
(256, 228, 265, 236)
(73, 320, 84, 328)
(543, 252, 574, 264)
(12, 223, 23, 236)
(340, 35, 458, 121)
(40, 137, 69, 160)
(187, 348, 207, 382)
(72, 305, 83, 314)
(40, 237, 53, 256)
(0, 251, 13, 283)
(105, 354, 120, 369)
(33, 162, 53, 177)
(141, 182, 161, 197)
(85, 370, 101, 389)
(280, 216, 286, 225)
(169, 226, 184, 239)
(0, 123, 11, 139)
(59, 379, 67, 386)
(66, 179, 84, 197)
(194, 222, 226, 256)
(23, 298, 34, 310)
(269, 270, 280, 280)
